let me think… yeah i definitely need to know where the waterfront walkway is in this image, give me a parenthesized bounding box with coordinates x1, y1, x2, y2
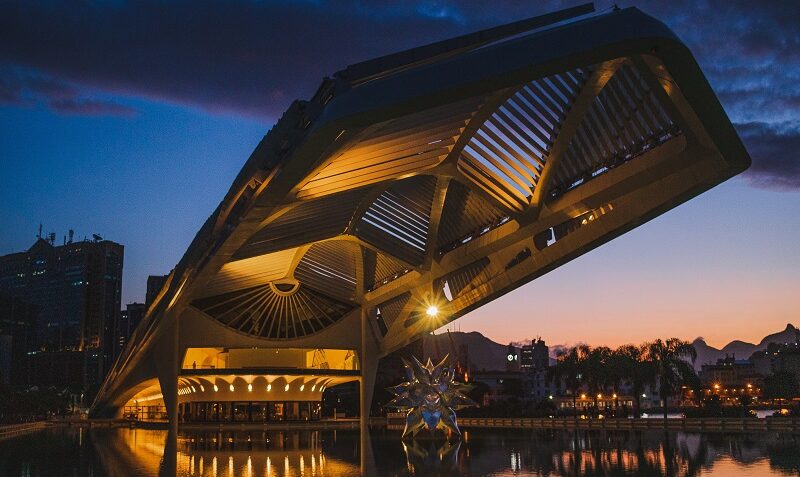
(454, 416, 800, 432)
(0, 422, 47, 440)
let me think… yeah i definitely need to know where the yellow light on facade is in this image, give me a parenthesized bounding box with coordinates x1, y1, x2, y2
(747, 383, 752, 388)
(580, 394, 586, 399)
(229, 384, 235, 392)
(713, 384, 720, 389)
(426, 305, 439, 317)
(597, 394, 602, 399)
(612, 394, 617, 399)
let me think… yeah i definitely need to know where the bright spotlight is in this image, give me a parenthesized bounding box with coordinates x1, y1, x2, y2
(426, 305, 439, 317)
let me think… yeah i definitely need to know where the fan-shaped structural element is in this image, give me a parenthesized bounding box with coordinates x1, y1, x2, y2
(356, 175, 438, 265)
(191, 283, 354, 339)
(551, 62, 680, 194)
(458, 68, 591, 211)
(295, 240, 359, 302)
(203, 248, 298, 296)
(363, 247, 410, 292)
(297, 96, 485, 199)
(436, 180, 507, 254)
(233, 188, 366, 260)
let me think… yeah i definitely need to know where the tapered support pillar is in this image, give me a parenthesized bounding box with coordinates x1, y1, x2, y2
(154, 320, 179, 476)
(359, 307, 380, 475)
(154, 320, 180, 434)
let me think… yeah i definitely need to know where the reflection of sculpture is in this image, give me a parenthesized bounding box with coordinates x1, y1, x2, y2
(403, 438, 461, 473)
(387, 355, 476, 438)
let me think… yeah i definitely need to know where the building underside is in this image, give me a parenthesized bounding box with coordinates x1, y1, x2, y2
(91, 4, 750, 430)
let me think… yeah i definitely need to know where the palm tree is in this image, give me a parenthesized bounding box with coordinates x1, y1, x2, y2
(547, 346, 588, 419)
(584, 346, 611, 412)
(647, 338, 697, 419)
(607, 346, 637, 415)
(614, 344, 656, 417)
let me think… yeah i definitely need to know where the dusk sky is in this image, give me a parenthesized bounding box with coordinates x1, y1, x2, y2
(1, 1, 798, 350)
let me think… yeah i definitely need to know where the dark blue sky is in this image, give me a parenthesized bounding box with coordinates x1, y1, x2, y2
(1, 1, 798, 346)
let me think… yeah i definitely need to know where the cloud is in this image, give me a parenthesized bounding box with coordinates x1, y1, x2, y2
(0, 0, 798, 188)
(0, 64, 136, 116)
(736, 121, 800, 190)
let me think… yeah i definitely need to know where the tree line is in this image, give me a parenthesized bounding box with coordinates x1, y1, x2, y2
(547, 338, 698, 419)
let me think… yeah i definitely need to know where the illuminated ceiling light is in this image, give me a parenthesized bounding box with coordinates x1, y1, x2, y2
(267, 383, 272, 392)
(311, 385, 316, 392)
(285, 384, 290, 392)
(426, 305, 439, 317)
(300, 384, 305, 391)
(213, 384, 218, 392)
(247, 383, 253, 392)
(229, 384, 235, 392)
(191, 386, 196, 393)
(199, 385, 204, 392)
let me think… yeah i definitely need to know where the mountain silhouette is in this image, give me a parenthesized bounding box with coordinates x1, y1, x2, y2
(692, 323, 798, 369)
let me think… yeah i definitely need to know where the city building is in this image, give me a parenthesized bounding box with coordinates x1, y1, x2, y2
(116, 302, 146, 359)
(0, 233, 123, 388)
(0, 292, 38, 385)
(89, 4, 750, 432)
(521, 338, 549, 371)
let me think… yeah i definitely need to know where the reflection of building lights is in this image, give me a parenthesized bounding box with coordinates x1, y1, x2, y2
(426, 305, 439, 317)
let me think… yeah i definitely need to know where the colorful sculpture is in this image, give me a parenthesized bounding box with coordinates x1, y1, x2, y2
(387, 355, 476, 439)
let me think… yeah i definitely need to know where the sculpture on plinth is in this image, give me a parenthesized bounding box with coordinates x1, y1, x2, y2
(387, 355, 476, 439)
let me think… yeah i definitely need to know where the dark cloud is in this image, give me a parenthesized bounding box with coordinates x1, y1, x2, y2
(0, 0, 798, 188)
(736, 121, 800, 190)
(0, 64, 136, 116)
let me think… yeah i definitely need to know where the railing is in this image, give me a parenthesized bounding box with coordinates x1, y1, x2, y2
(0, 422, 47, 440)
(454, 417, 800, 432)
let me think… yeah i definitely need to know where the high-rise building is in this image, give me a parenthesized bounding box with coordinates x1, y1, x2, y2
(145, 274, 169, 309)
(0, 292, 38, 385)
(116, 302, 146, 359)
(0, 234, 123, 388)
(521, 338, 549, 371)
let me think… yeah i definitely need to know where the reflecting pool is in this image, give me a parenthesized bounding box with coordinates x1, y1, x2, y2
(1, 425, 799, 476)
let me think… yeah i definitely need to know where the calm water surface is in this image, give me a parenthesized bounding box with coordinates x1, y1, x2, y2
(1, 425, 799, 476)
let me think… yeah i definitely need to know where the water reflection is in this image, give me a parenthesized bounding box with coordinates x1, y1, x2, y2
(1, 426, 799, 476)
